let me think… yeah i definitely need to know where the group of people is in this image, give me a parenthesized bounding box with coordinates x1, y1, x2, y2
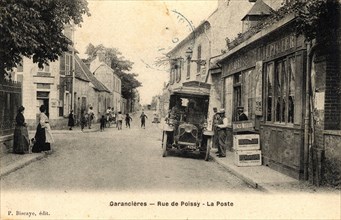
(13, 105, 53, 155)
(67, 106, 149, 132)
(100, 111, 133, 131)
(212, 106, 248, 158)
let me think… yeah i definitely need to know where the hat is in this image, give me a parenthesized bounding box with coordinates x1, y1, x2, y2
(18, 106, 25, 112)
(218, 108, 225, 114)
(236, 106, 244, 111)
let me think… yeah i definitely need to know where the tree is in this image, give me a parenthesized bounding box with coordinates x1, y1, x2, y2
(0, 0, 90, 78)
(84, 44, 142, 100)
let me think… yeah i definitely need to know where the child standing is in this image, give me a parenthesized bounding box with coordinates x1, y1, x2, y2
(100, 115, 106, 131)
(117, 111, 123, 130)
(125, 113, 132, 128)
(80, 110, 87, 132)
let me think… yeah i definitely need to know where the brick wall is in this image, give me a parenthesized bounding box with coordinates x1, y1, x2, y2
(324, 52, 341, 130)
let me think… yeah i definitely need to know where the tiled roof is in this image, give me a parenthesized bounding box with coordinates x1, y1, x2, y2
(75, 55, 111, 93)
(242, 0, 274, 20)
(75, 56, 90, 82)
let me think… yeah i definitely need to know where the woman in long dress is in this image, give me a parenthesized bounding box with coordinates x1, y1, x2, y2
(32, 105, 53, 153)
(68, 110, 75, 130)
(13, 106, 29, 154)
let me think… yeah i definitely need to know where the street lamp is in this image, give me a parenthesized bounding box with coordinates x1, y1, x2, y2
(185, 47, 206, 66)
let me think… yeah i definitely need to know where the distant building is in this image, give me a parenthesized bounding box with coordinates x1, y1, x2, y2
(90, 50, 122, 113)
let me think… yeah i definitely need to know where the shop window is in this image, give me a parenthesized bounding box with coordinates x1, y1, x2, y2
(265, 57, 295, 124)
(288, 57, 296, 123)
(233, 73, 242, 121)
(265, 62, 274, 121)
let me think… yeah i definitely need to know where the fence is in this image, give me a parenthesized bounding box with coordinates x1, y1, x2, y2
(0, 79, 22, 136)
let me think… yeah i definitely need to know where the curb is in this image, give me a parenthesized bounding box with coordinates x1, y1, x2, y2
(0, 153, 47, 178)
(210, 155, 270, 193)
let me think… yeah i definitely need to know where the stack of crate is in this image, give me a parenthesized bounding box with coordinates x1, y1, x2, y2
(233, 134, 261, 167)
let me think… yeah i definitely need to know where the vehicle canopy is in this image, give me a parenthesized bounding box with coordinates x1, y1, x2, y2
(168, 81, 210, 125)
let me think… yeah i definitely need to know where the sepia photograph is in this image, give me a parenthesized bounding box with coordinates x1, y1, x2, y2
(0, 0, 340, 219)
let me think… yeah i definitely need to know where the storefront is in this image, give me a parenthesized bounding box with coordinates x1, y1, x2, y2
(219, 22, 308, 179)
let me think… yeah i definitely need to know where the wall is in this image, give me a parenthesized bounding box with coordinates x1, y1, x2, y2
(17, 57, 62, 129)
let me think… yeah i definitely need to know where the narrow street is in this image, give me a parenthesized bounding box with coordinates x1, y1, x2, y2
(0, 111, 257, 193)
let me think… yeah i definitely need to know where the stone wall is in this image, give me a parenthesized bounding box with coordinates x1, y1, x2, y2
(323, 132, 341, 186)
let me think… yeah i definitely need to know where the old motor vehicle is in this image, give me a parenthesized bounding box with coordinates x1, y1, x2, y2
(161, 81, 213, 160)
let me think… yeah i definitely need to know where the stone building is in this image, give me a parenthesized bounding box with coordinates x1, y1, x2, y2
(90, 50, 122, 113)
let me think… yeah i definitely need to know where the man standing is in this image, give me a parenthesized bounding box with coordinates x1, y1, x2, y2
(216, 109, 228, 158)
(212, 107, 221, 153)
(140, 111, 148, 129)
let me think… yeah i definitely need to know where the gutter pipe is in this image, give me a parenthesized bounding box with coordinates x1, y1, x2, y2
(304, 41, 318, 180)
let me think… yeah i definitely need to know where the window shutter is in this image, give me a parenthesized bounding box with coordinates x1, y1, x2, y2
(60, 54, 66, 75)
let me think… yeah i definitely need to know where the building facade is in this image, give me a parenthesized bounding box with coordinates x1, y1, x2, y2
(90, 51, 122, 113)
(216, 0, 341, 185)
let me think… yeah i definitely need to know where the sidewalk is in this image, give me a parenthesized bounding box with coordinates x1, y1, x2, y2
(1, 124, 101, 178)
(209, 149, 340, 193)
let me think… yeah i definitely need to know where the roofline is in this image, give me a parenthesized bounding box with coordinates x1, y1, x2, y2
(167, 20, 211, 56)
(218, 13, 296, 64)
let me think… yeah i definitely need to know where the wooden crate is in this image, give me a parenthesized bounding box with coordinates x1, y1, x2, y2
(234, 150, 262, 167)
(233, 134, 260, 151)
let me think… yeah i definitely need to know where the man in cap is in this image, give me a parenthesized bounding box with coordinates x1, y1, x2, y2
(215, 108, 228, 157)
(237, 106, 248, 121)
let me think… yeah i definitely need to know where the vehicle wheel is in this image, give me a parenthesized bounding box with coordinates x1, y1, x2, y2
(205, 137, 212, 161)
(162, 132, 168, 157)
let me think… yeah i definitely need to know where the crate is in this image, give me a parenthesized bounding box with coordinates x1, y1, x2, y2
(233, 134, 260, 151)
(234, 150, 262, 167)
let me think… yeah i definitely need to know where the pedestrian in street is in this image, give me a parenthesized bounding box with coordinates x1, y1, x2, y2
(13, 106, 30, 154)
(215, 109, 228, 158)
(68, 110, 75, 130)
(212, 107, 221, 153)
(106, 107, 111, 128)
(80, 110, 87, 132)
(117, 111, 123, 130)
(100, 115, 106, 131)
(125, 113, 132, 128)
(88, 106, 94, 129)
(140, 111, 148, 129)
(32, 105, 53, 153)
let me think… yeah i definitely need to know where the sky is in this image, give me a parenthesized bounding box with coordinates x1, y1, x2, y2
(75, 0, 218, 105)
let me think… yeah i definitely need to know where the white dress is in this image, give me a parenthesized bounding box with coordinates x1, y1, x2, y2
(40, 113, 54, 144)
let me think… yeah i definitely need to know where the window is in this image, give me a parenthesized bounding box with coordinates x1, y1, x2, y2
(265, 62, 274, 121)
(17, 59, 23, 72)
(170, 68, 175, 85)
(186, 57, 191, 79)
(265, 56, 295, 124)
(175, 60, 181, 83)
(233, 73, 242, 121)
(65, 54, 71, 75)
(38, 63, 50, 72)
(197, 45, 201, 73)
